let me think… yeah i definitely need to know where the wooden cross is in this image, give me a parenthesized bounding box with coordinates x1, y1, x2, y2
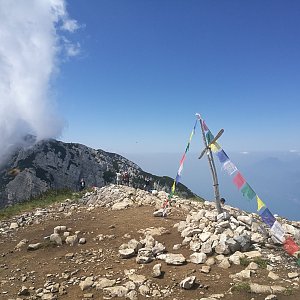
(198, 129, 224, 160)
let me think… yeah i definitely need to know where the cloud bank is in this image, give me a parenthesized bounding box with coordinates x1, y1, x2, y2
(0, 0, 79, 163)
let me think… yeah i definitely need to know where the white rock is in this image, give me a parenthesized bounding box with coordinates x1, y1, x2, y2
(244, 250, 262, 259)
(268, 272, 279, 280)
(189, 252, 207, 264)
(53, 225, 66, 234)
(165, 253, 186, 265)
(50, 233, 62, 246)
(10, 222, 19, 229)
(127, 274, 146, 285)
(27, 243, 42, 250)
(138, 285, 150, 296)
(112, 199, 133, 210)
(180, 276, 196, 289)
(79, 238, 86, 244)
(152, 263, 162, 278)
(103, 286, 128, 297)
(288, 272, 299, 279)
(230, 270, 251, 280)
(65, 235, 78, 246)
(218, 258, 231, 269)
(199, 232, 212, 242)
(95, 278, 116, 290)
(79, 277, 94, 291)
(119, 249, 136, 259)
(237, 215, 252, 226)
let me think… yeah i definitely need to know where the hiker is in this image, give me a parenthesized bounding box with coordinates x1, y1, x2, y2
(116, 172, 121, 185)
(144, 176, 151, 191)
(79, 178, 86, 191)
(220, 198, 226, 205)
(123, 171, 129, 186)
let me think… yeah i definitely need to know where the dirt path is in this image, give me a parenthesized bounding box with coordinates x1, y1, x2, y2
(0, 203, 299, 300)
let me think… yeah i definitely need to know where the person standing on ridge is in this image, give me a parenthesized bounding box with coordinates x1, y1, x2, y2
(79, 178, 86, 191)
(123, 172, 129, 186)
(116, 172, 121, 185)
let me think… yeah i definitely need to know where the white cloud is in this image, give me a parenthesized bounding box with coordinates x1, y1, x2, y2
(0, 0, 80, 163)
(62, 37, 81, 57)
(66, 42, 81, 57)
(289, 149, 298, 153)
(240, 151, 249, 155)
(61, 19, 80, 32)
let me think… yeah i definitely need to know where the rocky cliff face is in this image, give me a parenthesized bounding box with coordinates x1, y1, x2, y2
(0, 139, 195, 208)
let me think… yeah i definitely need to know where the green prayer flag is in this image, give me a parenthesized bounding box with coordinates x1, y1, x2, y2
(241, 183, 256, 200)
(206, 131, 214, 144)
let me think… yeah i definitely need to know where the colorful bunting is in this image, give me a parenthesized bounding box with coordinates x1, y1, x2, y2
(241, 183, 256, 200)
(163, 119, 198, 214)
(233, 172, 246, 189)
(200, 115, 300, 261)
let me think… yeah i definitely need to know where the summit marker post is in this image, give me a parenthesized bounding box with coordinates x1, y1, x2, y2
(196, 113, 223, 215)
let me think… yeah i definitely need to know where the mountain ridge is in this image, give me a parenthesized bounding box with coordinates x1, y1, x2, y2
(0, 139, 197, 208)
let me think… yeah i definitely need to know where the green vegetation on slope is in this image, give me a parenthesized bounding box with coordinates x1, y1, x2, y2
(0, 189, 86, 221)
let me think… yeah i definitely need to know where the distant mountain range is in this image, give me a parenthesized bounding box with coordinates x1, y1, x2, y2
(0, 140, 197, 208)
(124, 151, 300, 221)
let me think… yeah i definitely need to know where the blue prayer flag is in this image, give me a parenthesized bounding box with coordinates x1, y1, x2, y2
(216, 150, 230, 164)
(259, 207, 276, 227)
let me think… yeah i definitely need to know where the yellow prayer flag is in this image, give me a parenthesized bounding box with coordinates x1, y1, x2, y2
(171, 182, 176, 193)
(256, 196, 266, 211)
(210, 142, 221, 152)
(189, 131, 194, 143)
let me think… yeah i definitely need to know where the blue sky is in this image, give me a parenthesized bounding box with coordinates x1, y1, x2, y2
(56, 0, 300, 155)
(0, 0, 299, 219)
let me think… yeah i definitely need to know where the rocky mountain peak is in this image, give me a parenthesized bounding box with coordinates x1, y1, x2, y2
(0, 139, 195, 208)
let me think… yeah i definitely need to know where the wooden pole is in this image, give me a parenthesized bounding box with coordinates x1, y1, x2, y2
(199, 117, 223, 214)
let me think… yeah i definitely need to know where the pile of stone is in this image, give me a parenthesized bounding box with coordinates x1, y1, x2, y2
(169, 200, 300, 258)
(80, 185, 171, 210)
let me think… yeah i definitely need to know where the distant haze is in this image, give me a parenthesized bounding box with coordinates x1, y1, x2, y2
(0, 0, 79, 163)
(125, 151, 300, 221)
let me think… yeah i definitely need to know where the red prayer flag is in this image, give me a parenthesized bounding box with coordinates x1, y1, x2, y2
(179, 153, 186, 165)
(284, 237, 300, 256)
(233, 172, 246, 190)
(202, 121, 209, 131)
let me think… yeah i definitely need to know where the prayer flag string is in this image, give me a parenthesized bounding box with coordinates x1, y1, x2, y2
(200, 117, 300, 260)
(162, 120, 197, 212)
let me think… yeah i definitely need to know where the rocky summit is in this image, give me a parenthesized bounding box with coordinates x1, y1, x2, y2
(0, 139, 194, 208)
(0, 184, 299, 300)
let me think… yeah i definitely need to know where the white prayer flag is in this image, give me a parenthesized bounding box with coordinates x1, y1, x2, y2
(270, 221, 285, 243)
(222, 160, 238, 175)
